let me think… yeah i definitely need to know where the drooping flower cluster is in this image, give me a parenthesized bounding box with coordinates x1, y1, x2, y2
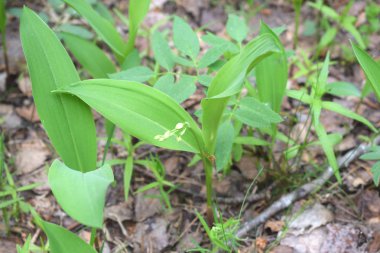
(154, 122, 190, 142)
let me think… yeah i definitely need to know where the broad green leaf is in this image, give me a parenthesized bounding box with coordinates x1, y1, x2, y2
(20, 8, 97, 172)
(256, 22, 288, 112)
(64, 0, 125, 58)
(198, 75, 213, 87)
(286, 89, 313, 104)
(94, 2, 114, 24)
(371, 161, 380, 186)
(152, 30, 175, 71)
(121, 48, 141, 70)
(58, 79, 204, 153)
(234, 136, 269, 146)
(109, 66, 153, 83)
(325, 81, 360, 97)
(40, 220, 97, 253)
(173, 16, 200, 60)
(321, 101, 377, 132)
(235, 97, 282, 128)
(57, 24, 94, 40)
(173, 55, 195, 67)
(352, 43, 380, 101)
(154, 74, 196, 103)
(62, 33, 116, 78)
(226, 14, 248, 43)
(49, 159, 114, 228)
(201, 33, 281, 152)
(360, 149, 380, 160)
(215, 121, 234, 171)
(125, 0, 150, 56)
(199, 45, 226, 68)
(202, 32, 239, 53)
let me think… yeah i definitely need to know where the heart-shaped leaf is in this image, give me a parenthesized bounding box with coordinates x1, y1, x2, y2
(48, 160, 114, 228)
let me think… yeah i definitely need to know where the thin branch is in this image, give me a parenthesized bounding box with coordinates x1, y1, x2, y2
(236, 136, 380, 238)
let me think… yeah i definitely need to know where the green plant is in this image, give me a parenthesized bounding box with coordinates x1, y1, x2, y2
(20, 0, 149, 250)
(135, 156, 175, 210)
(0, 133, 41, 235)
(352, 43, 380, 186)
(21, 3, 288, 251)
(309, 0, 365, 55)
(287, 52, 377, 182)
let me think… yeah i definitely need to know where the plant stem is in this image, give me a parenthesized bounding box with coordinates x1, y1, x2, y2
(90, 227, 97, 247)
(202, 155, 214, 225)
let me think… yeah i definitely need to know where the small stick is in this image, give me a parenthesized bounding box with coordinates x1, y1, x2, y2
(236, 136, 380, 238)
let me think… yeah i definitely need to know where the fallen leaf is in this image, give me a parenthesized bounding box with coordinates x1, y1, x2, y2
(15, 104, 40, 123)
(265, 220, 285, 233)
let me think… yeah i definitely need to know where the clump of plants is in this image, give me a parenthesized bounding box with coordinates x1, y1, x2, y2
(14, 0, 380, 251)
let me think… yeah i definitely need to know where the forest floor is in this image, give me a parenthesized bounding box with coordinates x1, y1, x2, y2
(1, 0, 380, 252)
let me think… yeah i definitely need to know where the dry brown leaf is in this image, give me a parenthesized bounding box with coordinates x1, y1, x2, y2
(265, 220, 285, 232)
(15, 104, 40, 123)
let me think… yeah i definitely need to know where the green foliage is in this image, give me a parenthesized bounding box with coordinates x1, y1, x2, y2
(57, 79, 204, 153)
(287, 53, 377, 182)
(64, 0, 125, 58)
(352, 43, 380, 101)
(62, 33, 116, 78)
(39, 220, 97, 253)
(201, 33, 281, 153)
(154, 74, 196, 103)
(125, 0, 150, 56)
(151, 30, 175, 71)
(135, 156, 175, 210)
(360, 146, 380, 186)
(256, 22, 288, 113)
(109, 66, 153, 83)
(20, 7, 97, 173)
(193, 211, 240, 252)
(234, 97, 283, 129)
(48, 160, 114, 228)
(226, 14, 248, 43)
(173, 16, 200, 60)
(309, 0, 365, 53)
(215, 121, 235, 172)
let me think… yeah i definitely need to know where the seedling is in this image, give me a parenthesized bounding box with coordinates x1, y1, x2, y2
(135, 156, 175, 210)
(309, 0, 366, 55)
(352, 43, 380, 186)
(287, 52, 377, 182)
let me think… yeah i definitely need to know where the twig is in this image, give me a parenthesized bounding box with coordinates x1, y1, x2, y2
(236, 136, 380, 238)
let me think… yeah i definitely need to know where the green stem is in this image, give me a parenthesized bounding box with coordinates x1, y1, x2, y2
(201, 155, 214, 225)
(90, 227, 97, 247)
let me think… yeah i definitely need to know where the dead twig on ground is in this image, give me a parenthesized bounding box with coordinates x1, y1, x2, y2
(236, 136, 380, 238)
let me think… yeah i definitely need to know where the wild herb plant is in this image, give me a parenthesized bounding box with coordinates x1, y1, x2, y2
(19, 0, 379, 251)
(20, 0, 289, 250)
(20, 0, 149, 250)
(135, 156, 175, 210)
(309, 0, 365, 55)
(352, 43, 380, 186)
(287, 52, 377, 182)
